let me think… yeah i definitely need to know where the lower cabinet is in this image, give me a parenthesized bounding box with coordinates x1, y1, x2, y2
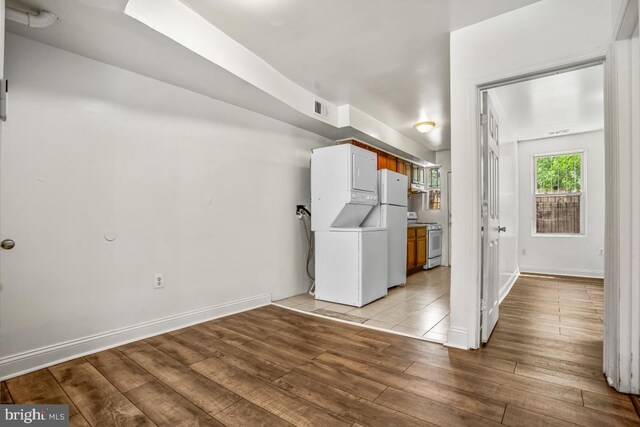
(407, 227, 427, 274)
(407, 235, 416, 269)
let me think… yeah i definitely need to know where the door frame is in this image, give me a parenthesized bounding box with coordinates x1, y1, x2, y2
(476, 59, 606, 347)
(447, 171, 452, 266)
(465, 47, 620, 368)
(446, 0, 640, 395)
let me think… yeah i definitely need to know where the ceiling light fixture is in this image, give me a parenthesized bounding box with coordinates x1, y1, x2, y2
(413, 121, 436, 134)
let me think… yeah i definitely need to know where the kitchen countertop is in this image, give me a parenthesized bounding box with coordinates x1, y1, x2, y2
(407, 224, 428, 228)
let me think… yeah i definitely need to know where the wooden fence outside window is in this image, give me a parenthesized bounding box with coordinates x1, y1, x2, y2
(535, 194, 581, 234)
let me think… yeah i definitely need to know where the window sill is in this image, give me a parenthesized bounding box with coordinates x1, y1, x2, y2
(531, 233, 586, 238)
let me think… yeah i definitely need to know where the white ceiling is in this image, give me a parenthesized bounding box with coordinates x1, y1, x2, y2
(6, 0, 538, 152)
(490, 65, 605, 142)
(175, 0, 539, 151)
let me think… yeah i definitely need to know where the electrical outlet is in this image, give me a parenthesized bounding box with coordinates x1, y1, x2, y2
(599, 248, 604, 256)
(153, 273, 164, 289)
(521, 249, 527, 256)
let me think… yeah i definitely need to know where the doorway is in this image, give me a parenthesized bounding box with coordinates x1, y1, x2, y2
(478, 63, 606, 345)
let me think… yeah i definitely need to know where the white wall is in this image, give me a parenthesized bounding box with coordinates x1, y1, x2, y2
(0, 34, 330, 378)
(449, 0, 612, 349)
(498, 140, 519, 299)
(518, 131, 605, 277)
(412, 150, 451, 266)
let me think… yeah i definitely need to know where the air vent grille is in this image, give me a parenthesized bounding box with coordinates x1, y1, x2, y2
(314, 100, 328, 118)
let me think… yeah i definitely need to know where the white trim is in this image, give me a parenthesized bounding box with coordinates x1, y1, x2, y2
(499, 268, 520, 303)
(0, 293, 271, 381)
(445, 326, 469, 350)
(516, 128, 605, 143)
(519, 266, 604, 279)
(609, 18, 640, 394)
(613, 0, 639, 41)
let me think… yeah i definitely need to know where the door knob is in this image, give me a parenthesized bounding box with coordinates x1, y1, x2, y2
(1, 239, 15, 250)
(498, 226, 506, 233)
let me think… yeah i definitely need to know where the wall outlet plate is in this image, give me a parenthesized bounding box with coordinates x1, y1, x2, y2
(153, 273, 164, 289)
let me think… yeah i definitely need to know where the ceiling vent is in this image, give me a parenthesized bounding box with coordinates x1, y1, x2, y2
(314, 100, 329, 119)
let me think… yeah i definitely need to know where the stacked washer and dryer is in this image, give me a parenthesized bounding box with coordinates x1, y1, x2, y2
(311, 144, 408, 307)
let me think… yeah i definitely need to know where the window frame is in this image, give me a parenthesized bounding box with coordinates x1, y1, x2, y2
(423, 166, 442, 210)
(530, 149, 587, 238)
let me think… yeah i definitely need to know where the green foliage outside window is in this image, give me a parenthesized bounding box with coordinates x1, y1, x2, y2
(536, 153, 582, 194)
(427, 168, 441, 188)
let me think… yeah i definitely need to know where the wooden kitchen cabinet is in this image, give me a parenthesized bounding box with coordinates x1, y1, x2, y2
(397, 160, 411, 191)
(417, 238, 427, 266)
(387, 155, 397, 172)
(407, 226, 427, 274)
(352, 140, 368, 150)
(396, 160, 406, 175)
(407, 228, 416, 269)
(377, 151, 388, 170)
(407, 237, 416, 269)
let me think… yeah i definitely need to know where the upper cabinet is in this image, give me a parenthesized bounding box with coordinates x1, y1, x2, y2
(387, 155, 397, 172)
(377, 151, 388, 170)
(411, 165, 426, 186)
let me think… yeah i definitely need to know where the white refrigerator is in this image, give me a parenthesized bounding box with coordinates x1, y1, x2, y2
(364, 170, 408, 288)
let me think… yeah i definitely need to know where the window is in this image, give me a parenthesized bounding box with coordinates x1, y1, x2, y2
(533, 152, 584, 235)
(426, 167, 441, 210)
(427, 167, 441, 188)
(427, 190, 441, 210)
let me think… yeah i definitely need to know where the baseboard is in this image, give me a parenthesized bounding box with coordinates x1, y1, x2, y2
(519, 265, 604, 278)
(0, 293, 271, 381)
(445, 326, 469, 350)
(499, 268, 520, 303)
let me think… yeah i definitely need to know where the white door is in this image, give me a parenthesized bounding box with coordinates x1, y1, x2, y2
(381, 170, 408, 207)
(352, 153, 377, 192)
(384, 204, 407, 287)
(481, 91, 501, 343)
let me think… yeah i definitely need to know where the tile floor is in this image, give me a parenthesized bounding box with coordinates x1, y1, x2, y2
(274, 266, 451, 342)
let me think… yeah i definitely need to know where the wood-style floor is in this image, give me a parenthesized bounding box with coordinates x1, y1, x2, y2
(2, 275, 639, 426)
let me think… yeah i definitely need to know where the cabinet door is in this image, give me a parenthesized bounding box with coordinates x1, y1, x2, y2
(407, 237, 416, 269)
(417, 236, 427, 266)
(377, 151, 388, 170)
(387, 155, 397, 172)
(396, 160, 405, 175)
(352, 140, 367, 150)
(402, 162, 411, 190)
(352, 153, 377, 192)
